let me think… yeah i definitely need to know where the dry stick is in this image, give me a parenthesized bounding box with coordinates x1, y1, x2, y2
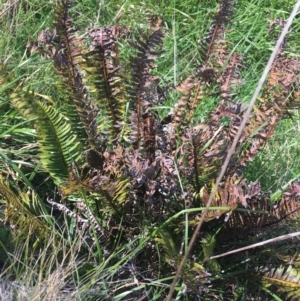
(94, 0, 105, 27)
(0, 0, 20, 19)
(210, 231, 300, 260)
(166, 1, 300, 299)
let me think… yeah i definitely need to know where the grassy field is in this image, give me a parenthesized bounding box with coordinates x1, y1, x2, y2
(1, 0, 300, 300)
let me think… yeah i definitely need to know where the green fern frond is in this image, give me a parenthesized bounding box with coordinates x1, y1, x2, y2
(82, 26, 127, 138)
(29, 13, 101, 155)
(262, 265, 300, 300)
(10, 89, 83, 184)
(57, 101, 89, 145)
(155, 229, 179, 263)
(35, 101, 83, 183)
(61, 167, 130, 217)
(10, 89, 39, 121)
(0, 175, 51, 242)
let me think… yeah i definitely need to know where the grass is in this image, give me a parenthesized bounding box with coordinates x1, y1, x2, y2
(246, 113, 300, 190)
(1, 230, 95, 300)
(1, 0, 300, 300)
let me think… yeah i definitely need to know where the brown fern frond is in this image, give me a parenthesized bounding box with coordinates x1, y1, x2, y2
(271, 181, 300, 220)
(202, 180, 300, 240)
(173, 76, 196, 128)
(61, 146, 130, 217)
(218, 52, 244, 102)
(199, 0, 235, 65)
(26, 28, 58, 60)
(75, 200, 107, 244)
(234, 19, 300, 167)
(184, 0, 237, 122)
(127, 17, 164, 152)
(237, 56, 299, 166)
(52, 0, 85, 82)
(183, 100, 244, 188)
(47, 198, 89, 226)
(47, 198, 107, 247)
(197, 174, 258, 221)
(163, 76, 197, 159)
(190, 21, 299, 179)
(142, 112, 156, 163)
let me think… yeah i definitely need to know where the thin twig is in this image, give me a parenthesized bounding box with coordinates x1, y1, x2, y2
(94, 0, 105, 27)
(166, 1, 300, 299)
(0, 0, 20, 19)
(210, 231, 300, 260)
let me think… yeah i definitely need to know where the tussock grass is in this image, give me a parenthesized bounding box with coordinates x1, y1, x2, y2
(0, 230, 82, 301)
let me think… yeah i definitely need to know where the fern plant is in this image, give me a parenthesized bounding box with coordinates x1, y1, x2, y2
(2, 0, 300, 299)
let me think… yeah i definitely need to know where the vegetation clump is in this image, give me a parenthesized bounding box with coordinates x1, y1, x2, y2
(1, 0, 300, 300)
